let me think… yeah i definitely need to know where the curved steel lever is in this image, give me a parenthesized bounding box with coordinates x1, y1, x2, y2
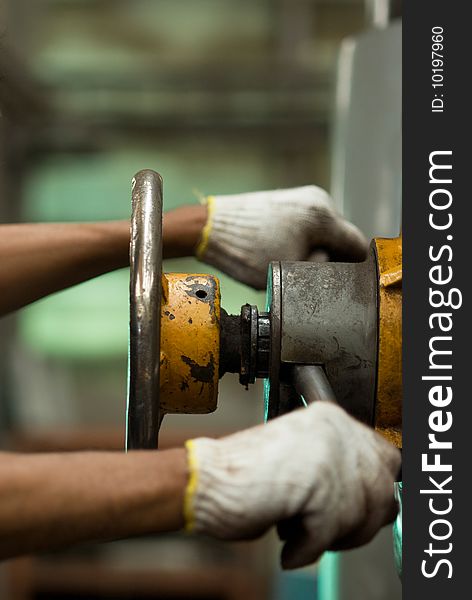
(126, 169, 163, 451)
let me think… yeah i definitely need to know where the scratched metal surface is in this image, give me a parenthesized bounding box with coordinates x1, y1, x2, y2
(266, 250, 378, 426)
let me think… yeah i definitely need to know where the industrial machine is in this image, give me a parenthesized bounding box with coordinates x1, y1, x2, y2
(126, 170, 402, 451)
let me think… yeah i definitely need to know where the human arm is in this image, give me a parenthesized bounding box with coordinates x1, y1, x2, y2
(0, 184, 368, 314)
(0, 403, 399, 565)
(0, 205, 206, 316)
(0, 448, 187, 559)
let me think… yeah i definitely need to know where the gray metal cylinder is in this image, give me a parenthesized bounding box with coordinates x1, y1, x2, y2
(267, 247, 378, 425)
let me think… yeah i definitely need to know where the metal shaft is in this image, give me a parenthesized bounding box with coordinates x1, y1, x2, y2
(292, 364, 337, 405)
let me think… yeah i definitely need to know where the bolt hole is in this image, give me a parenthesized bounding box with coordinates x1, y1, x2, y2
(196, 289, 207, 299)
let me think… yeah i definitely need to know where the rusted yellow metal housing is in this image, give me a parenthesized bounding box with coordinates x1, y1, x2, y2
(374, 236, 402, 448)
(159, 273, 221, 414)
(138, 247, 402, 447)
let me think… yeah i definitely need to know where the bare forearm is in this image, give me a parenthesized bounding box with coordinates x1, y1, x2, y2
(0, 449, 187, 559)
(0, 205, 206, 316)
(162, 205, 207, 259)
(0, 221, 129, 315)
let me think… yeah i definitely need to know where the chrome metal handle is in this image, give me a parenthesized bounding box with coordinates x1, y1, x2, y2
(126, 169, 163, 450)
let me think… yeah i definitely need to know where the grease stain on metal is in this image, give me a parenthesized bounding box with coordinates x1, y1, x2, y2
(181, 354, 215, 383)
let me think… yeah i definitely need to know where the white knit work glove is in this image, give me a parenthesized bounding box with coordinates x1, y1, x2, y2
(196, 186, 368, 289)
(184, 402, 400, 570)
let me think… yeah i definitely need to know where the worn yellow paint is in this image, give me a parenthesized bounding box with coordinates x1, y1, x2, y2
(374, 236, 402, 448)
(159, 273, 220, 414)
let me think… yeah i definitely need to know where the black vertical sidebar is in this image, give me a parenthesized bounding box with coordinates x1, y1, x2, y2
(403, 2, 468, 597)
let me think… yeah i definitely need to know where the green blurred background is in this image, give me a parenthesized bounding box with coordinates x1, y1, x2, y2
(2, 0, 365, 435)
(13, 0, 363, 362)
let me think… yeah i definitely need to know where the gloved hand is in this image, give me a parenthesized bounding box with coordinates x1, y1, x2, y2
(184, 402, 400, 569)
(196, 186, 368, 289)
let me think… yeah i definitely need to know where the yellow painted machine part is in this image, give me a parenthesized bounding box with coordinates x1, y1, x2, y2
(159, 273, 220, 414)
(374, 236, 402, 448)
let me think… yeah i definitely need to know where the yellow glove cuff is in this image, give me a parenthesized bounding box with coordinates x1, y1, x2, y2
(183, 439, 199, 532)
(196, 196, 215, 259)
